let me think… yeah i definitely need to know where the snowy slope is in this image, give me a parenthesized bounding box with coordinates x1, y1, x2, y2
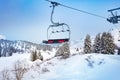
(38, 54, 120, 80)
(70, 40, 84, 54)
(0, 52, 120, 80)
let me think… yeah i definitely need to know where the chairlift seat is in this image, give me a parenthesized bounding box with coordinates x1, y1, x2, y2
(47, 38, 69, 44)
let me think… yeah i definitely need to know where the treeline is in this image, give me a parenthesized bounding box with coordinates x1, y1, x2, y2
(83, 32, 118, 54)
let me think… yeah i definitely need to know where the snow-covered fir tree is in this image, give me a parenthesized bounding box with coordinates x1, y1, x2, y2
(31, 50, 37, 61)
(93, 33, 101, 53)
(84, 34, 92, 54)
(31, 50, 43, 61)
(55, 42, 70, 59)
(101, 32, 115, 54)
(106, 32, 115, 54)
(101, 32, 107, 54)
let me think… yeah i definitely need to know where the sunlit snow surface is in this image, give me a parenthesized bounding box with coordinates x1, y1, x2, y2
(0, 52, 120, 80)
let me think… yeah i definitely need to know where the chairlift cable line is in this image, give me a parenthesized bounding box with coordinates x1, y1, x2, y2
(45, 0, 107, 19)
(44, 0, 108, 44)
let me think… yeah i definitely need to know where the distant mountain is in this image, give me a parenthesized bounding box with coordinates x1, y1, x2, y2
(0, 39, 52, 57)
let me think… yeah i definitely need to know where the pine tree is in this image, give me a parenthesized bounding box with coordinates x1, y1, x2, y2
(55, 42, 70, 59)
(31, 50, 43, 61)
(84, 34, 92, 54)
(106, 32, 115, 54)
(93, 33, 101, 53)
(101, 32, 115, 54)
(31, 50, 37, 61)
(101, 32, 107, 54)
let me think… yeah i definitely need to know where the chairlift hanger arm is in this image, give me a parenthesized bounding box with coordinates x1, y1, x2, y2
(47, 0, 65, 26)
(49, 0, 60, 25)
(109, 11, 114, 17)
(50, 4, 57, 24)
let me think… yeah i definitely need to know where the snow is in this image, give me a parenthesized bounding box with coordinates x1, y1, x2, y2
(110, 27, 120, 47)
(40, 49, 56, 60)
(0, 53, 31, 71)
(38, 54, 120, 80)
(0, 35, 6, 40)
(70, 40, 84, 54)
(0, 51, 120, 80)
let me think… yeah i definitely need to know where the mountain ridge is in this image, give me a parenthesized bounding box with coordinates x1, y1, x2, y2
(0, 39, 52, 57)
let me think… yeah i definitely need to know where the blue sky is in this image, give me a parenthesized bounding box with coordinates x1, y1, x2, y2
(0, 0, 120, 43)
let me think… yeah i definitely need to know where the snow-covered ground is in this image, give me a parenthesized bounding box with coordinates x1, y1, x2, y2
(0, 51, 120, 80)
(1, 27, 120, 80)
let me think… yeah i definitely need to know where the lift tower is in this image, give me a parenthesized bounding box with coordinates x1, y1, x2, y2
(107, 7, 120, 24)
